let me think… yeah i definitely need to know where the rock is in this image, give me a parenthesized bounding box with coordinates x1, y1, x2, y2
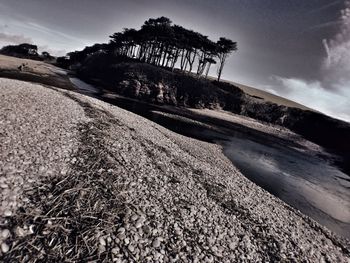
(152, 237, 161, 248)
(229, 242, 237, 250)
(1, 242, 9, 253)
(1, 229, 10, 239)
(0, 183, 8, 189)
(128, 244, 135, 253)
(117, 227, 126, 234)
(4, 210, 12, 217)
(111, 247, 120, 254)
(29, 225, 35, 234)
(99, 237, 106, 246)
(98, 244, 106, 253)
(131, 214, 138, 221)
(135, 219, 143, 228)
(117, 232, 126, 240)
(175, 228, 182, 236)
(15, 227, 26, 237)
(143, 225, 151, 235)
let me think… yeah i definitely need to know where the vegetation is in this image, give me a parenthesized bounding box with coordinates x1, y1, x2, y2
(61, 17, 237, 81)
(0, 43, 38, 58)
(0, 43, 54, 61)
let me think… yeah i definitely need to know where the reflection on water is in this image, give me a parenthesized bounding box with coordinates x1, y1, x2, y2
(221, 136, 350, 238)
(69, 78, 100, 94)
(71, 79, 350, 239)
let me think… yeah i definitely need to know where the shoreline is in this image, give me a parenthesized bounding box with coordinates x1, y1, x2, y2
(0, 55, 349, 261)
(0, 77, 349, 261)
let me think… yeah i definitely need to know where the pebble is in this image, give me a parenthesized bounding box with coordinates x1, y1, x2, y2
(152, 237, 161, 248)
(128, 244, 135, 252)
(1, 242, 9, 253)
(117, 227, 126, 234)
(0, 183, 8, 189)
(15, 227, 26, 237)
(111, 247, 120, 254)
(143, 225, 151, 235)
(135, 219, 143, 228)
(175, 228, 182, 236)
(0, 78, 348, 263)
(229, 242, 237, 250)
(4, 210, 12, 217)
(99, 237, 106, 246)
(1, 229, 10, 239)
(131, 214, 138, 221)
(99, 244, 106, 253)
(117, 232, 126, 240)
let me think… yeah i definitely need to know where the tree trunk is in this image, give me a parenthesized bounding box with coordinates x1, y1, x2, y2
(205, 63, 211, 78)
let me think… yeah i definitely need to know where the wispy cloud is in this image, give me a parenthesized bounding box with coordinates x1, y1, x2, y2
(308, 0, 343, 14)
(305, 20, 341, 32)
(269, 76, 350, 122)
(19, 22, 87, 46)
(0, 5, 89, 52)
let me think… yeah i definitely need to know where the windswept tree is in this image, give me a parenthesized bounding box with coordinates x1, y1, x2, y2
(0, 43, 38, 58)
(205, 57, 217, 78)
(66, 17, 237, 80)
(67, 43, 108, 63)
(196, 35, 217, 76)
(216, 37, 237, 82)
(41, 51, 54, 60)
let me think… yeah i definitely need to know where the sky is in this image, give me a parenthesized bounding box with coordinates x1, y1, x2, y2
(0, 0, 349, 122)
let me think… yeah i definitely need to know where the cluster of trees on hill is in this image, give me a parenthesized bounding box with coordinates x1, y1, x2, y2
(61, 17, 237, 81)
(109, 17, 237, 81)
(0, 43, 54, 61)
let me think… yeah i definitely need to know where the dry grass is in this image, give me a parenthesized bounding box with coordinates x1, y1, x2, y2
(228, 81, 313, 111)
(1, 100, 131, 262)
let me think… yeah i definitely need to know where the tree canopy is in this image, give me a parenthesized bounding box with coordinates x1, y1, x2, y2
(0, 43, 38, 58)
(66, 16, 237, 81)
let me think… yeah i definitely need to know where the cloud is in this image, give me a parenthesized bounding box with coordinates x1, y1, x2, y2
(309, 0, 343, 14)
(268, 1, 350, 123)
(22, 22, 87, 46)
(38, 45, 67, 57)
(0, 32, 33, 45)
(270, 76, 350, 122)
(321, 1, 350, 85)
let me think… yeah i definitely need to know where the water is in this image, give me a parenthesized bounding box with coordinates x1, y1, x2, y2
(221, 135, 350, 237)
(70, 78, 350, 239)
(69, 78, 100, 94)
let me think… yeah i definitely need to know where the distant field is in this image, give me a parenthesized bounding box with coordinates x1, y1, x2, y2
(0, 54, 66, 76)
(0, 54, 73, 89)
(230, 81, 313, 111)
(205, 74, 313, 111)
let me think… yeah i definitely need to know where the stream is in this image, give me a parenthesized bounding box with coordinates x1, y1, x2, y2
(70, 77, 350, 239)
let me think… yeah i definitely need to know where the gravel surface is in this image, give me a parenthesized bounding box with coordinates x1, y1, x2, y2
(0, 78, 349, 262)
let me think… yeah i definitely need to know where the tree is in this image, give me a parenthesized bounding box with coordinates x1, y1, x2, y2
(0, 43, 38, 58)
(41, 51, 54, 60)
(66, 17, 237, 78)
(216, 37, 237, 82)
(205, 57, 216, 78)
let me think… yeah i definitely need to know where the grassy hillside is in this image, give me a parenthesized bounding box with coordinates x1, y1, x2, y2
(230, 82, 313, 111)
(0, 55, 73, 89)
